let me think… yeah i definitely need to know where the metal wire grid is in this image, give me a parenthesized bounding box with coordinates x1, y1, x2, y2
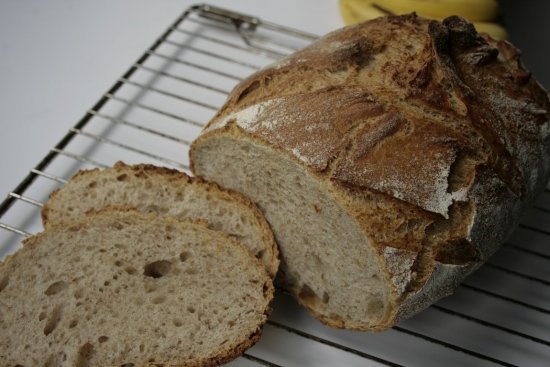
(1, 4, 549, 366)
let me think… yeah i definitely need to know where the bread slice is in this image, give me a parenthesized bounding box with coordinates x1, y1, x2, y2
(190, 14, 550, 330)
(42, 161, 278, 278)
(0, 209, 273, 366)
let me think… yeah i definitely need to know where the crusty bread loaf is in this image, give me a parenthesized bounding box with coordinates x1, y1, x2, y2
(0, 209, 273, 366)
(42, 161, 278, 278)
(190, 14, 550, 330)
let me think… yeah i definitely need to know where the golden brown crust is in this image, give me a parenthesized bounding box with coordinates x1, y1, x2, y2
(207, 14, 549, 216)
(191, 14, 550, 329)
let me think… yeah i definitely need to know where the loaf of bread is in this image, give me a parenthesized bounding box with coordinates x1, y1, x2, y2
(42, 161, 279, 278)
(0, 209, 273, 366)
(190, 14, 550, 330)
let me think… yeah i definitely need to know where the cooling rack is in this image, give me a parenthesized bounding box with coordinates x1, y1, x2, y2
(1, 4, 549, 366)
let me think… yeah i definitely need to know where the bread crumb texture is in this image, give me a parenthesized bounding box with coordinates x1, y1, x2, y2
(0, 210, 273, 366)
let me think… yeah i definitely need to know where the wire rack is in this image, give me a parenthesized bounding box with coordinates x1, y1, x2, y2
(1, 4, 550, 367)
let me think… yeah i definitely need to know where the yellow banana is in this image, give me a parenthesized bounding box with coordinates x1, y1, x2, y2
(339, 0, 388, 24)
(339, 0, 507, 40)
(370, 0, 500, 22)
(472, 21, 508, 40)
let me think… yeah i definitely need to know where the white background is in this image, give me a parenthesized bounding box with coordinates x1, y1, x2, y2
(0, 0, 548, 197)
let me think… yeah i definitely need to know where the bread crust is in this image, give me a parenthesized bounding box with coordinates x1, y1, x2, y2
(190, 14, 550, 330)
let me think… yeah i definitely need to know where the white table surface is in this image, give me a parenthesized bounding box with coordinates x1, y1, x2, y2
(1, 1, 549, 198)
(0, 0, 343, 198)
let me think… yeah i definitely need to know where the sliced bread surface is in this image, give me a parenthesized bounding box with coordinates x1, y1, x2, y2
(0, 209, 273, 367)
(41, 161, 278, 278)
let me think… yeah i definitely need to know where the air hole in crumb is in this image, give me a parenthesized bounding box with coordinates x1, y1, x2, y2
(74, 288, 84, 299)
(143, 260, 171, 278)
(68, 224, 82, 232)
(116, 174, 128, 181)
(112, 222, 124, 230)
(98, 336, 109, 343)
(125, 267, 137, 275)
(39, 311, 47, 321)
(44, 281, 68, 296)
(179, 251, 191, 262)
(263, 282, 271, 297)
(0, 276, 9, 292)
(187, 306, 196, 314)
(151, 296, 166, 304)
(43, 305, 63, 336)
(69, 319, 78, 328)
(312, 203, 322, 213)
(173, 319, 183, 327)
(322, 292, 330, 304)
(120, 364, 135, 367)
(88, 181, 97, 188)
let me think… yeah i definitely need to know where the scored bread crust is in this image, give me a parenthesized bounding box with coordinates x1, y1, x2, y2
(0, 209, 274, 367)
(41, 161, 279, 278)
(190, 14, 550, 330)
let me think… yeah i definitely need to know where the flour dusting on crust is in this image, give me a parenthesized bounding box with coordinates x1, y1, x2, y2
(383, 247, 416, 296)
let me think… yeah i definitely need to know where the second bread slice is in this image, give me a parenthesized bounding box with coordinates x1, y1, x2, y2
(42, 161, 278, 278)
